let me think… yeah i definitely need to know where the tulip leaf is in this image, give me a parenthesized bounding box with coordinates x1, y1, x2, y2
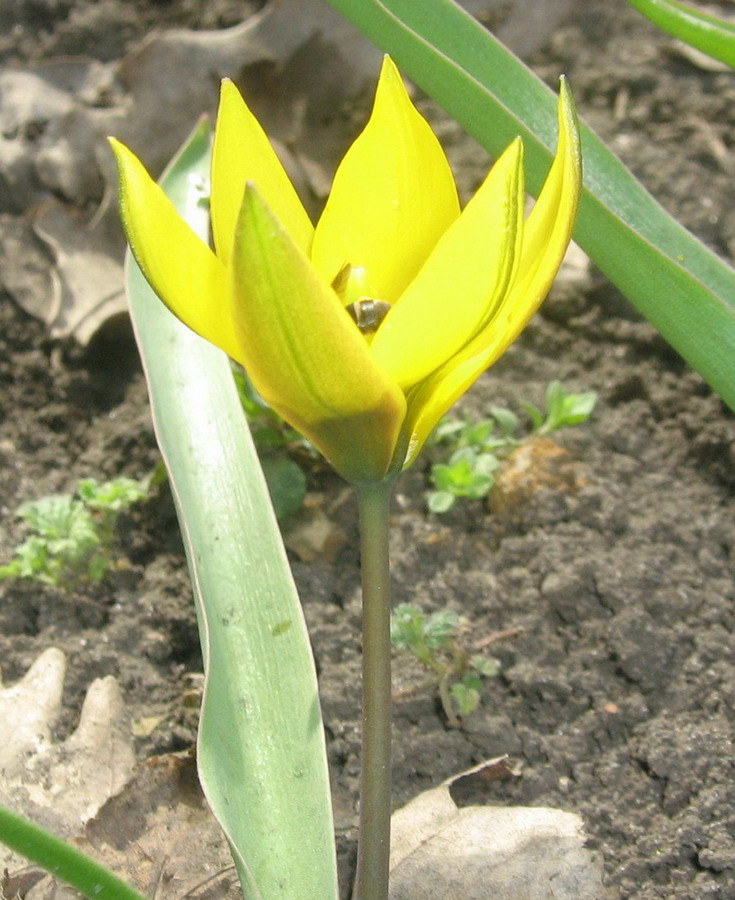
(623, 0, 735, 69)
(124, 121, 338, 900)
(324, 0, 735, 413)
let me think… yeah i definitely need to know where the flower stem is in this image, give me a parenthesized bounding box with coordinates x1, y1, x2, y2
(353, 479, 395, 900)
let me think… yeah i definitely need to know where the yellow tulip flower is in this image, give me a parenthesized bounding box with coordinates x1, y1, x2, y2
(110, 56, 581, 485)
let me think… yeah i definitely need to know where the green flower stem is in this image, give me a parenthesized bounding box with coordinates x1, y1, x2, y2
(438, 671, 460, 728)
(353, 479, 395, 900)
(0, 803, 146, 900)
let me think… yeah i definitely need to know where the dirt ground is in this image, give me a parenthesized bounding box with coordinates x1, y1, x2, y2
(1, 1, 734, 898)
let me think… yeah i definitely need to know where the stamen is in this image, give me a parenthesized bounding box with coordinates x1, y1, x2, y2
(346, 299, 392, 335)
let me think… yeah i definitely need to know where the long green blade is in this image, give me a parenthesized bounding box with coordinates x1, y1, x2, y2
(325, 0, 735, 411)
(124, 122, 338, 900)
(0, 803, 146, 900)
(624, 0, 735, 68)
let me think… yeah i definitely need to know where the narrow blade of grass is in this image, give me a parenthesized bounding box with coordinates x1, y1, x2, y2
(0, 803, 147, 900)
(624, 0, 735, 68)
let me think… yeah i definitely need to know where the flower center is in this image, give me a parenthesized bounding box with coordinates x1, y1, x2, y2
(346, 299, 392, 335)
(331, 263, 392, 339)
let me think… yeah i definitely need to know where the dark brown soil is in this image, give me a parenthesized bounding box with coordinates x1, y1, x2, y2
(1, 2, 734, 899)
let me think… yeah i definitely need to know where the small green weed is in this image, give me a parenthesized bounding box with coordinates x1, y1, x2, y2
(521, 379, 598, 435)
(427, 380, 596, 512)
(0, 476, 151, 588)
(390, 602, 499, 726)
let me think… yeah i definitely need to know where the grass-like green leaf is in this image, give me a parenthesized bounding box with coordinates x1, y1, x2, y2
(124, 122, 338, 899)
(623, 0, 735, 68)
(324, 0, 735, 413)
(0, 803, 147, 900)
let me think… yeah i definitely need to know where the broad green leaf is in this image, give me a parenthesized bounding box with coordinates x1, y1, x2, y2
(624, 0, 735, 68)
(324, 0, 735, 413)
(124, 121, 337, 900)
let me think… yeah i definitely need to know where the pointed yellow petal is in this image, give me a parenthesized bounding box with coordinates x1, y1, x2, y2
(110, 138, 241, 362)
(399, 83, 582, 468)
(504, 77, 582, 317)
(210, 79, 314, 267)
(370, 138, 525, 390)
(231, 184, 406, 484)
(311, 56, 459, 302)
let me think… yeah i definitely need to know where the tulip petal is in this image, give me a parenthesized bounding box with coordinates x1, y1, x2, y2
(110, 138, 241, 362)
(370, 138, 525, 391)
(211, 79, 314, 267)
(400, 82, 582, 468)
(311, 56, 459, 303)
(231, 183, 406, 484)
(505, 78, 582, 313)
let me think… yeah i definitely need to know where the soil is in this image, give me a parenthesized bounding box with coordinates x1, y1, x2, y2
(1, 1, 735, 899)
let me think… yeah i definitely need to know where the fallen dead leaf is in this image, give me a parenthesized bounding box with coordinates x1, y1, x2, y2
(0, 0, 384, 345)
(132, 715, 166, 739)
(0, 215, 56, 322)
(463, 0, 576, 57)
(666, 41, 732, 73)
(0, 648, 135, 875)
(389, 758, 608, 899)
(489, 436, 587, 514)
(0, 0, 580, 345)
(25, 754, 240, 900)
(33, 202, 126, 343)
(283, 504, 347, 562)
(0, 652, 239, 899)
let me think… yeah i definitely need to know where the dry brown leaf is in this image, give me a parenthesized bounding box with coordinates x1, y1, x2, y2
(0, 0, 383, 345)
(283, 505, 347, 562)
(389, 758, 608, 899)
(0, 0, 579, 345)
(25, 754, 240, 900)
(666, 41, 732, 72)
(0, 64, 107, 211)
(0, 215, 57, 322)
(0, 649, 135, 875)
(489, 436, 587, 514)
(0, 652, 238, 899)
(464, 0, 576, 58)
(0, 648, 66, 777)
(33, 203, 126, 343)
